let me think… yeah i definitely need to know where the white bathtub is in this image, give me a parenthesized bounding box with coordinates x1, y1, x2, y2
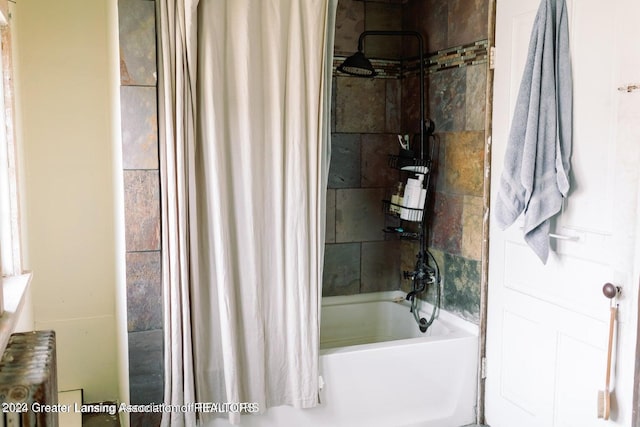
(209, 291, 478, 427)
(316, 291, 479, 427)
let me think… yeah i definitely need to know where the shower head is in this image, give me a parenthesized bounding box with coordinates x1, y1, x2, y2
(337, 51, 377, 77)
(338, 30, 426, 160)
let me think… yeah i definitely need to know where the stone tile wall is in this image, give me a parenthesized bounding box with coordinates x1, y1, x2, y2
(402, 0, 489, 323)
(118, 0, 163, 426)
(328, 0, 489, 319)
(324, 0, 408, 298)
(404, 0, 489, 54)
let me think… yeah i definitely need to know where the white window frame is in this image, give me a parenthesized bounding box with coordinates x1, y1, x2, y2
(0, 1, 24, 316)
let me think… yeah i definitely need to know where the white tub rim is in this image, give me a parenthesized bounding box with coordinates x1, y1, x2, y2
(320, 290, 479, 355)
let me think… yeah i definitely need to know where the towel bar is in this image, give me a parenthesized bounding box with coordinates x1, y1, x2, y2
(518, 227, 580, 242)
(549, 233, 579, 241)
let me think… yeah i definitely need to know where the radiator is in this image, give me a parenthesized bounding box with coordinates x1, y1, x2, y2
(0, 331, 58, 427)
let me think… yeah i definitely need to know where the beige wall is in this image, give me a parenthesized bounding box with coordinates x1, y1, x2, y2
(14, 0, 124, 403)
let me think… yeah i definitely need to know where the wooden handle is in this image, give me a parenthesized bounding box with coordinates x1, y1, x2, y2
(605, 306, 616, 389)
(603, 305, 617, 420)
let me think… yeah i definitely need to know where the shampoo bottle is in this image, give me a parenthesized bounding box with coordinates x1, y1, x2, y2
(401, 175, 426, 221)
(400, 177, 420, 220)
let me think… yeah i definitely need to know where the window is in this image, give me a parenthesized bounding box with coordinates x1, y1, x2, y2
(0, 3, 23, 316)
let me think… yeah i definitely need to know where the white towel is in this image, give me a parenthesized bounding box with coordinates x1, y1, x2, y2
(494, 0, 572, 264)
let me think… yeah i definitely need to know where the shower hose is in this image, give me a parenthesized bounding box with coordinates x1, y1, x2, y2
(409, 249, 441, 333)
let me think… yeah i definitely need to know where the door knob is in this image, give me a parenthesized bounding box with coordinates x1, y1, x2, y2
(602, 283, 621, 299)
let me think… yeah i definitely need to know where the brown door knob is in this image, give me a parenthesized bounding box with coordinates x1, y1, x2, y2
(602, 283, 620, 299)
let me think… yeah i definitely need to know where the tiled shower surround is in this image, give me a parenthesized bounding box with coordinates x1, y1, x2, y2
(326, 0, 489, 323)
(118, 0, 488, 425)
(118, 0, 163, 426)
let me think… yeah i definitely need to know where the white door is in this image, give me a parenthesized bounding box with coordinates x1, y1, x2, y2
(486, 0, 640, 426)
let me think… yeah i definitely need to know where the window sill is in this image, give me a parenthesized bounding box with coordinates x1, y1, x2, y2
(0, 272, 31, 355)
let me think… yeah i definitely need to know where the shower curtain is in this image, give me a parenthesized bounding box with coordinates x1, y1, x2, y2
(157, 0, 336, 425)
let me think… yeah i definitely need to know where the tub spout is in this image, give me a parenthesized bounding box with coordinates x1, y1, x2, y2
(406, 283, 426, 302)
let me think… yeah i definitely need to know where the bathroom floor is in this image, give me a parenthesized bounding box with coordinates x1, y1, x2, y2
(82, 412, 120, 427)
